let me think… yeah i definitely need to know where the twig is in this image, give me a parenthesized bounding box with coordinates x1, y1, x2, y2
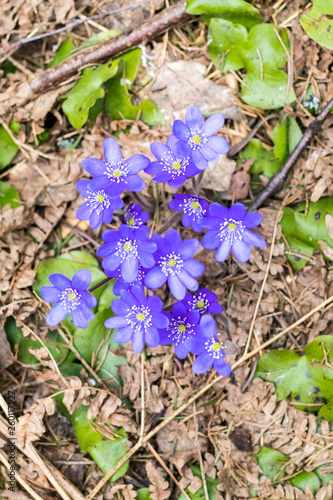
(140, 349, 146, 440)
(85, 293, 333, 499)
(193, 404, 209, 500)
(0, 0, 152, 58)
(88, 276, 112, 292)
(227, 113, 278, 158)
(157, 212, 183, 235)
(249, 96, 333, 211)
(31, 2, 192, 94)
(146, 442, 191, 500)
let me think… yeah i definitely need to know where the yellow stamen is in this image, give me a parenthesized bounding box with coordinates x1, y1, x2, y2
(96, 194, 104, 203)
(191, 201, 199, 209)
(192, 135, 201, 145)
(124, 242, 133, 252)
(228, 223, 236, 232)
(197, 300, 205, 309)
(168, 259, 176, 267)
(136, 313, 145, 322)
(212, 343, 221, 352)
(178, 325, 186, 333)
(68, 293, 76, 302)
(127, 218, 135, 226)
(173, 162, 181, 170)
(113, 169, 121, 178)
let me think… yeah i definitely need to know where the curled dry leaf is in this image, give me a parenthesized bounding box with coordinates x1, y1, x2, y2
(88, 391, 121, 422)
(146, 460, 171, 500)
(62, 377, 92, 414)
(17, 398, 55, 445)
(325, 214, 333, 240)
(318, 240, 333, 260)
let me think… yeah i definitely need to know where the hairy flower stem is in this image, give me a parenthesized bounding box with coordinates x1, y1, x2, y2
(88, 276, 112, 292)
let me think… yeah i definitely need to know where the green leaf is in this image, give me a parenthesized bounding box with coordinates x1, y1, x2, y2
(254, 446, 289, 480)
(57, 134, 82, 151)
(48, 38, 75, 68)
(0, 181, 20, 208)
(240, 117, 302, 178)
(136, 489, 152, 500)
(77, 30, 122, 51)
(300, 1, 333, 50)
(255, 336, 333, 419)
(56, 400, 128, 481)
(280, 197, 333, 270)
(208, 22, 296, 109)
(5, 316, 68, 367)
(179, 465, 220, 499)
(186, 0, 262, 29)
(104, 48, 165, 126)
(290, 471, 321, 495)
(62, 60, 119, 128)
(0, 124, 19, 170)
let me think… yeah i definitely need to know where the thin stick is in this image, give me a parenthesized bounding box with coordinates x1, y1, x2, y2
(146, 442, 191, 500)
(31, 2, 191, 93)
(0, 0, 152, 58)
(193, 404, 209, 500)
(249, 95, 333, 211)
(88, 276, 112, 292)
(227, 113, 278, 158)
(140, 349, 146, 440)
(0, 449, 45, 500)
(85, 293, 333, 499)
(243, 206, 282, 356)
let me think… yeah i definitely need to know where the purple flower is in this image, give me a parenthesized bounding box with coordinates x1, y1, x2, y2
(82, 137, 149, 197)
(123, 203, 149, 230)
(105, 264, 147, 296)
(76, 180, 124, 229)
(40, 270, 97, 329)
(169, 194, 209, 232)
(172, 105, 229, 171)
(97, 225, 156, 283)
(144, 229, 205, 300)
(187, 315, 235, 376)
(182, 288, 223, 315)
(105, 285, 169, 353)
(200, 202, 266, 263)
(144, 135, 200, 188)
(159, 302, 201, 359)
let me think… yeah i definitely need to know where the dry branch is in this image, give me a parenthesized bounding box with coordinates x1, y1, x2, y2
(30, 1, 192, 94)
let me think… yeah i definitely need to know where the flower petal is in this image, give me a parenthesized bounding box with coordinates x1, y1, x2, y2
(172, 120, 190, 141)
(113, 325, 133, 342)
(89, 209, 103, 229)
(104, 315, 128, 328)
(145, 326, 159, 347)
(40, 286, 60, 303)
(76, 179, 91, 197)
(231, 239, 251, 262)
(185, 105, 203, 129)
(183, 259, 205, 278)
(215, 239, 231, 261)
(46, 302, 68, 326)
(192, 352, 214, 374)
(49, 274, 71, 290)
(229, 203, 246, 221)
(207, 136, 229, 154)
(102, 253, 122, 272)
(153, 312, 169, 329)
(242, 229, 266, 248)
(121, 257, 138, 283)
(213, 358, 232, 377)
(145, 267, 168, 289)
(168, 275, 186, 300)
(177, 269, 198, 292)
(72, 269, 92, 291)
(243, 212, 263, 228)
(81, 158, 106, 176)
(132, 329, 145, 353)
(209, 202, 228, 219)
(201, 230, 220, 250)
(199, 314, 216, 338)
(200, 145, 219, 162)
(186, 335, 206, 355)
(76, 202, 92, 221)
(174, 341, 189, 360)
(125, 154, 150, 174)
(103, 137, 122, 164)
(192, 150, 208, 170)
(150, 142, 169, 161)
(173, 141, 192, 158)
(177, 239, 199, 259)
(147, 295, 163, 312)
(202, 113, 225, 136)
(125, 174, 145, 192)
(165, 229, 182, 248)
(72, 307, 89, 329)
(112, 299, 130, 315)
(81, 291, 97, 308)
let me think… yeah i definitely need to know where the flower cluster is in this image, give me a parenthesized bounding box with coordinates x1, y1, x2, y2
(41, 105, 266, 381)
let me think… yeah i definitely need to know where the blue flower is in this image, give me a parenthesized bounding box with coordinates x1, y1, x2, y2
(169, 194, 209, 232)
(40, 270, 97, 329)
(144, 136, 200, 188)
(200, 202, 266, 263)
(144, 229, 205, 300)
(159, 302, 201, 359)
(182, 288, 223, 315)
(76, 180, 124, 229)
(105, 264, 147, 296)
(82, 137, 149, 197)
(105, 285, 169, 353)
(97, 225, 157, 283)
(123, 203, 150, 230)
(172, 105, 229, 171)
(187, 315, 233, 376)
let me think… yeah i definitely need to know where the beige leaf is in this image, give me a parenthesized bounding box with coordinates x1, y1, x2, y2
(87, 392, 108, 420)
(311, 177, 327, 202)
(318, 240, 333, 260)
(99, 394, 122, 423)
(146, 461, 170, 500)
(325, 214, 333, 240)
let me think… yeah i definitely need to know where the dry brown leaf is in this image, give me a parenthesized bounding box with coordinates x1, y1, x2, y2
(325, 214, 333, 240)
(146, 461, 170, 500)
(87, 392, 121, 422)
(318, 240, 333, 260)
(0, 323, 14, 372)
(17, 397, 55, 445)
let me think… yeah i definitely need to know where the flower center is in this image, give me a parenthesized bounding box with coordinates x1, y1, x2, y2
(191, 201, 199, 209)
(136, 313, 145, 322)
(116, 238, 138, 262)
(124, 242, 133, 252)
(212, 342, 222, 352)
(228, 223, 236, 231)
(96, 194, 104, 203)
(219, 219, 244, 244)
(178, 325, 186, 333)
(161, 152, 189, 179)
(126, 305, 152, 329)
(183, 197, 206, 219)
(159, 253, 183, 276)
(127, 218, 135, 226)
(105, 161, 128, 182)
(192, 135, 201, 145)
(167, 317, 195, 344)
(205, 336, 225, 359)
(197, 300, 205, 309)
(113, 169, 121, 178)
(173, 161, 181, 170)
(60, 288, 81, 311)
